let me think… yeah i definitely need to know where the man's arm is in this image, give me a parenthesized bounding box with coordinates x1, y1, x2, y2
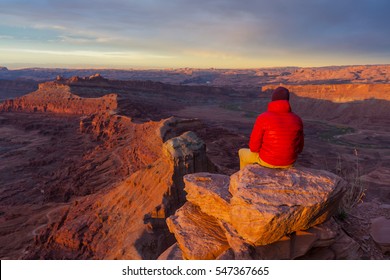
(249, 115, 264, 153)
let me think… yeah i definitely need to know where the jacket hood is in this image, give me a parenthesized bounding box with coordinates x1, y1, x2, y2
(267, 100, 291, 113)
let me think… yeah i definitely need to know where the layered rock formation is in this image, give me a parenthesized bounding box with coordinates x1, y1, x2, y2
(27, 116, 215, 259)
(0, 81, 117, 115)
(164, 165, 361, 260)
(275, 65, 390, 85)
(263, 84, 390, 102)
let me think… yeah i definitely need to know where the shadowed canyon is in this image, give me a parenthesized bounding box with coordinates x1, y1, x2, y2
(0, 65, 389, 259)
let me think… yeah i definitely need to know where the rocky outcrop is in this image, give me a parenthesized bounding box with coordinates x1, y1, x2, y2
(65, 74, 109, 85)
(184, 173, 231, 222)
(0, 81, 117, 115)
(165, 165, 357, 260)
(166, 202, 230, 260)
(228, 166, 346, 245)
(27, 117, 214, 259)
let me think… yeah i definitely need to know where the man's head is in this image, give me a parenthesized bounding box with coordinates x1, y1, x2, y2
(271, 87, 290, 101)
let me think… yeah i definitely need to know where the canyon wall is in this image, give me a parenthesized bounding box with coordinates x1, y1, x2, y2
(263, 84, 390, 102)
(26, 115, 216, 259)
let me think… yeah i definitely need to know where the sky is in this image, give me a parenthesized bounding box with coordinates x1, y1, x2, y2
(0, 0, 389, 69)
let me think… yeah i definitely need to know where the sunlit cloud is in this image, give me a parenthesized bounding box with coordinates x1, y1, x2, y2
(32, 24, 66, 31)
(0, 47, 173, 60)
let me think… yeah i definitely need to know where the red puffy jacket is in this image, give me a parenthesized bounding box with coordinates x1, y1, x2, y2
(249, 100, 304, 166)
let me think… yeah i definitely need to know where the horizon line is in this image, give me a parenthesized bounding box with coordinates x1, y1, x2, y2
(2, 63, 390, 71)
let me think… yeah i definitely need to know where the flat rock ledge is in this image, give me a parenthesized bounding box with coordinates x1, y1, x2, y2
(163, 164, 357, 260)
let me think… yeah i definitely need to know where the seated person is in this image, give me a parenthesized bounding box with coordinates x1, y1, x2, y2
(239, 86, 304, 169)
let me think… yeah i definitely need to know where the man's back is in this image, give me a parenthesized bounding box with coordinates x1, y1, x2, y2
(249, 100, 303, 166)
(239, 86, 304, 169)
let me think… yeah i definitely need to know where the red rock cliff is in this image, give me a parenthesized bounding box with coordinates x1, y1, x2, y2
(0, 81, 117, 115)
(27, 116, 215, 259)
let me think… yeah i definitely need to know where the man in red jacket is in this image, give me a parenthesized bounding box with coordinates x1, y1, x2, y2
(239, 86, 304, 169)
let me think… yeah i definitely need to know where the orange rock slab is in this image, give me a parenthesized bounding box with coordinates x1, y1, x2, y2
(229, 165, 346, 245)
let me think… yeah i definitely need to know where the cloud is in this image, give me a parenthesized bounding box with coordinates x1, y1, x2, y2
(0, 35, 14, 39)
(0, 0, 389, 67)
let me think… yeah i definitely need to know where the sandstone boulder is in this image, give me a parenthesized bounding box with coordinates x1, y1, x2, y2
(166, 202, 229, 260)
(184, 173, 231, 222)
(229, 165, 346, 245)
(163, 215, 358, 260)
(166, 164, 348, 259)
(253, 218, 339, 260)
